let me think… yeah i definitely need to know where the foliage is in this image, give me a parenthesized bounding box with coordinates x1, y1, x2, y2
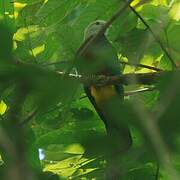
(0, 0, 180, 179)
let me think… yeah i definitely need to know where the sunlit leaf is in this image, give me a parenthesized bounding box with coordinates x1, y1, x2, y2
(0, 100, 7, 115)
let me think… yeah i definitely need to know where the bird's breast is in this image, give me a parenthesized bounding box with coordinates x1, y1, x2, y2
(90, 85, 117, 104)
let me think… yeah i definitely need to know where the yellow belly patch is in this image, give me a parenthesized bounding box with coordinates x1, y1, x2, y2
(90, 85, 117, 103)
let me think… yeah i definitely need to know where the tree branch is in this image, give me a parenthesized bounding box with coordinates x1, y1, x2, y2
(10, 57, 172, 87)
(129, 5, 177, 69)
(2, 59, 169, 86)
(57, 70, 168, 86)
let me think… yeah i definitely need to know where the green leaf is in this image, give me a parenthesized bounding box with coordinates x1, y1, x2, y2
(36, 0, 81, 26)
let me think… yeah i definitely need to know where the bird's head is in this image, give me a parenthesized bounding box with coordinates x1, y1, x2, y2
(84, 20, 106, 40)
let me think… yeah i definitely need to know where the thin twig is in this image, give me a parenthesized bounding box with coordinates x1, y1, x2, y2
(120, 61, 162, 71)
(125, 87, 157, 96)
(155, 162, 160, 180)
(20, 108, 38, 126)
(164, 29, 173, 65)
(79, 94, 87, 100)
(129, 5, 177, 69)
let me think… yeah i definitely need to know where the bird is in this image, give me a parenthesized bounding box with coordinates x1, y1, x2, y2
(77, 20, 132, 156)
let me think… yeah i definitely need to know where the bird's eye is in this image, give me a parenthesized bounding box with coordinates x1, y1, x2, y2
(95, 21, 100, 25)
